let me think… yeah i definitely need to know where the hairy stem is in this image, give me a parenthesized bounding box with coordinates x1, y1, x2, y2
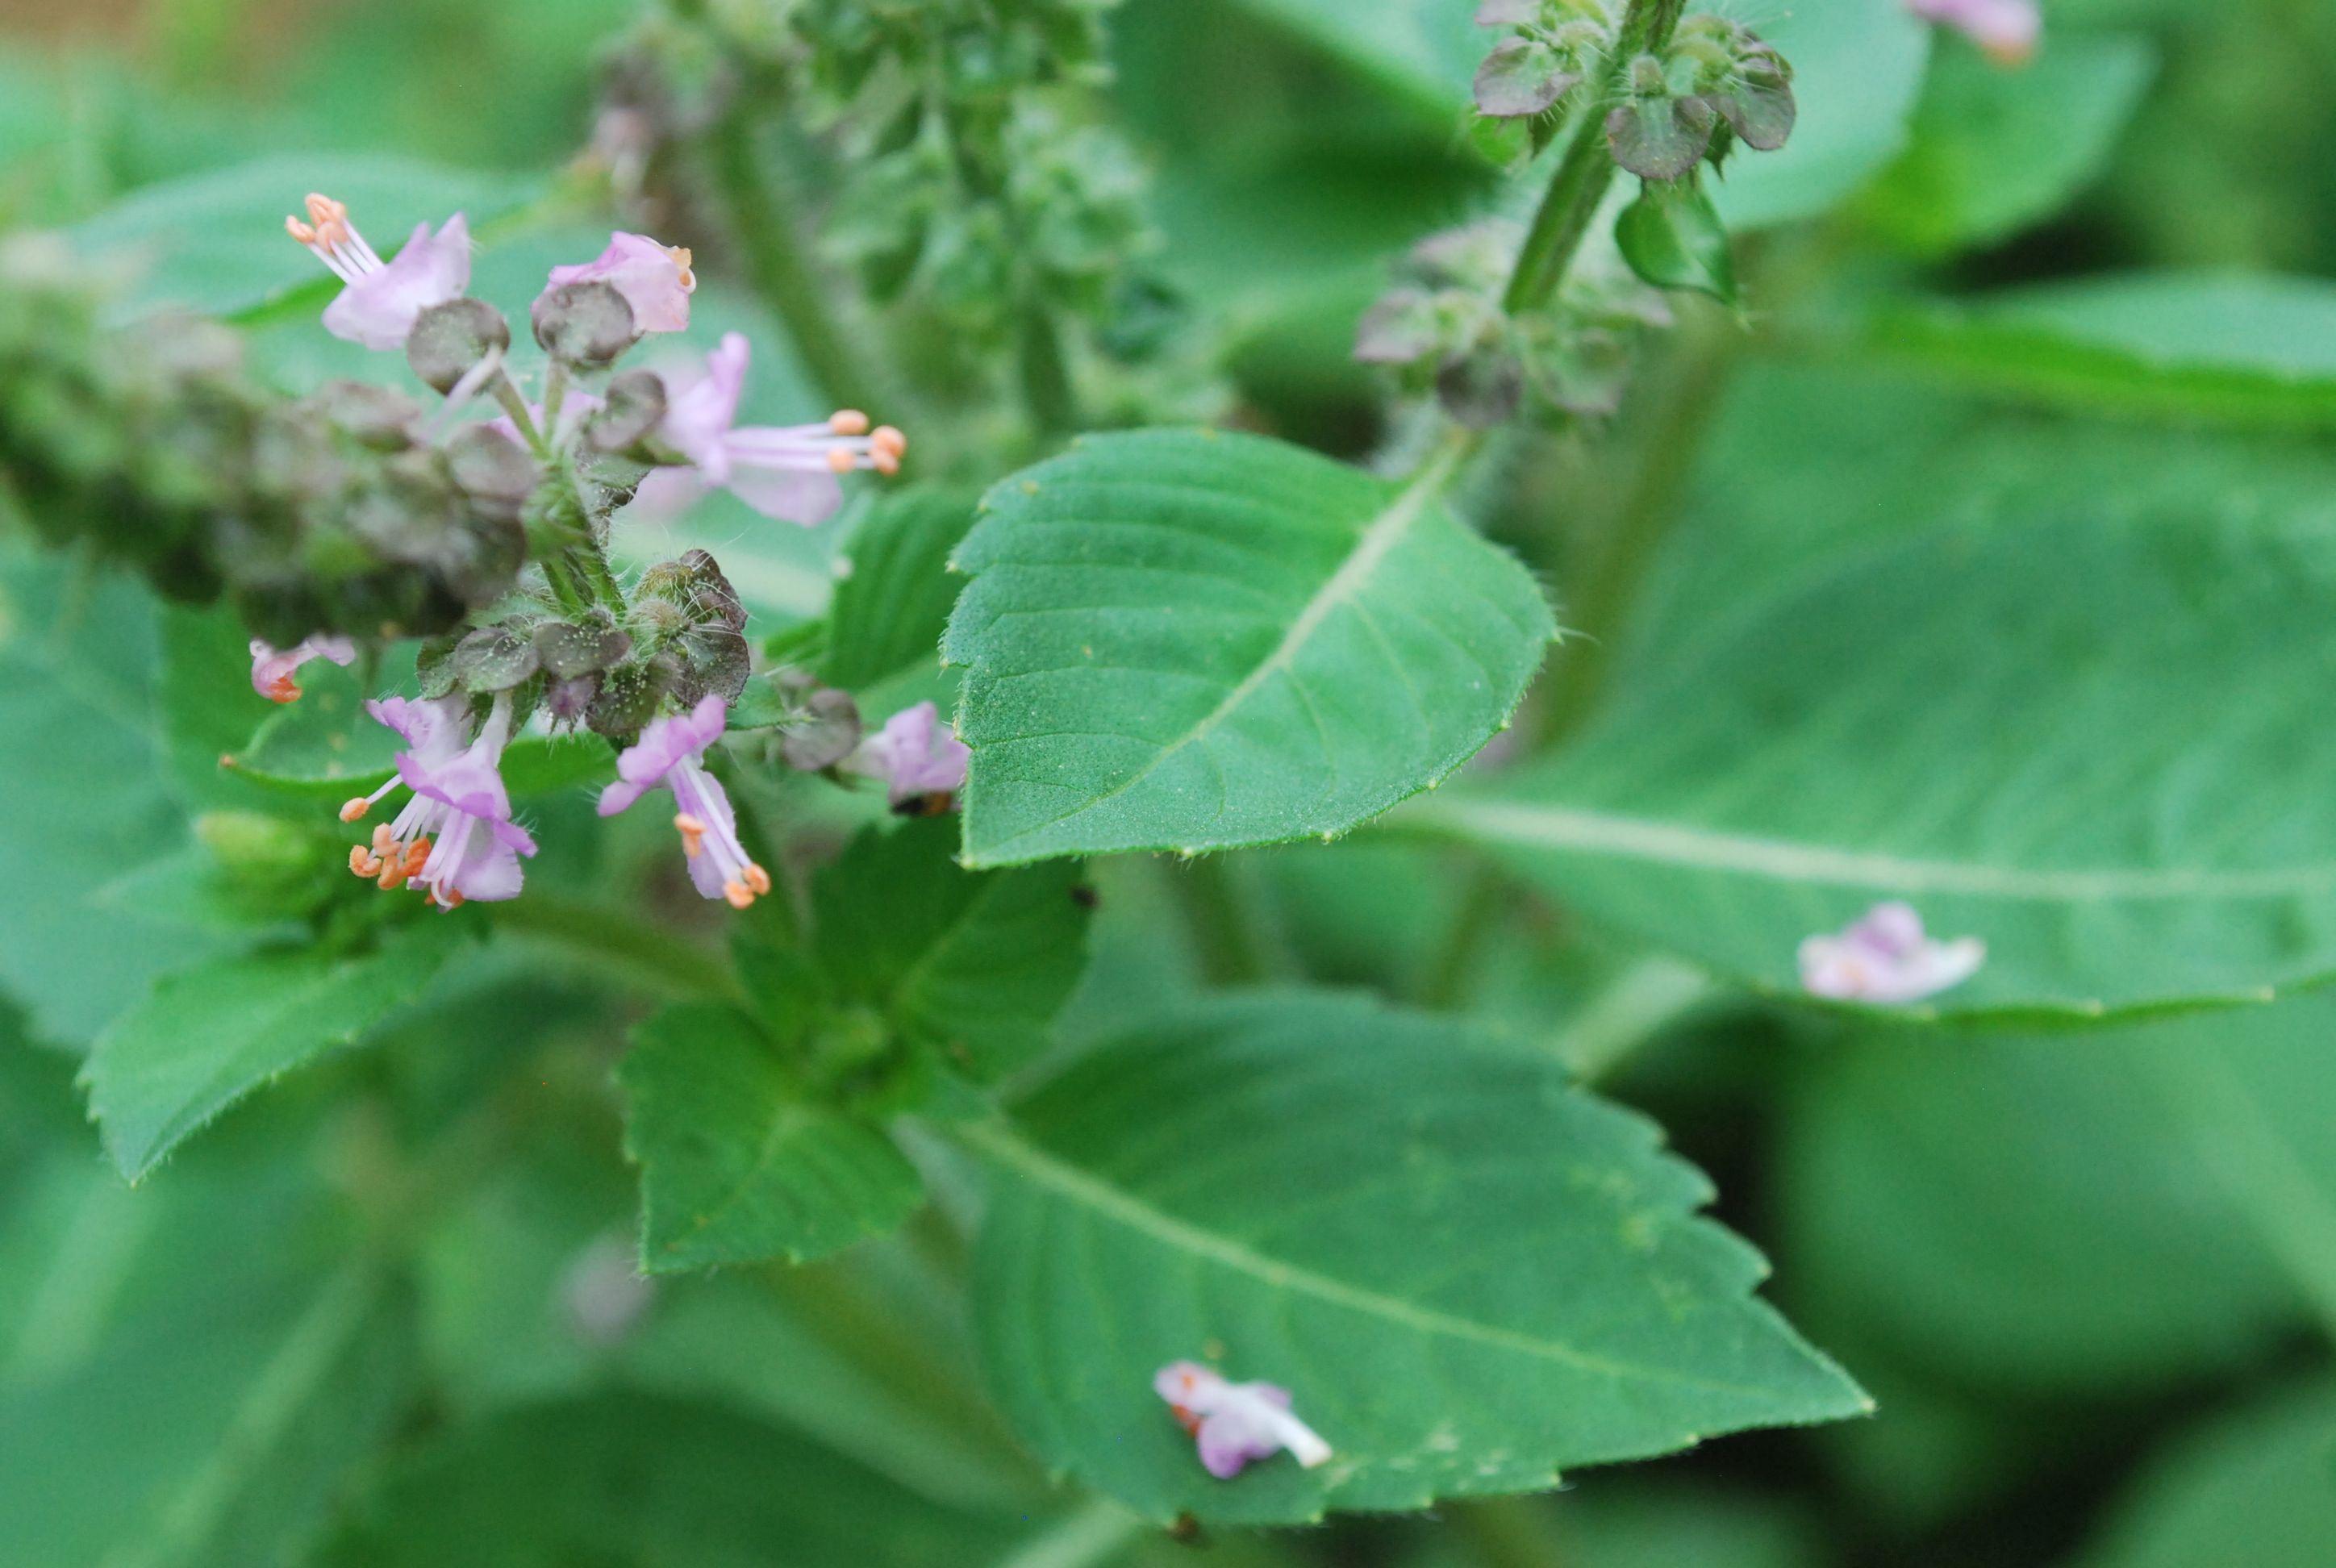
(707, 96, 880, 415)
(1501, 0, 1688, 315)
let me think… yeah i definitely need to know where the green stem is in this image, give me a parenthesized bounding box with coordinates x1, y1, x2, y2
(540, 359, 569, 440)
(1500, 0, 1687, 315)
(1016, 300, 1078, 437)
(1451, 1495, 1571, 1568)
(1171, 853, 1268, 988)
(491, 892, 740, 1003)
(1551, 955, 1710, 1081)
(994, 1500, 1147, 1568)
(487, 371, 546, 458)
(707, 98, 881, 414)
(1538, 311, 1738, 739)
(1416, 861, 1508, 1010)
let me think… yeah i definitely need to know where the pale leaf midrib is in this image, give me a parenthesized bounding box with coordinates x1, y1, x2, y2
(971, 449, 1458, 861)
(1424, 799, 2336, 902)
(960, 1120, 1812, 1402)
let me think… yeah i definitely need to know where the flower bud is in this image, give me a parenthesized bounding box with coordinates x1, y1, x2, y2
(780, 685, 863, 772)
(406, 298, 512, 394)
(583, 369, 668, 453)
(532, 279, 638, 368)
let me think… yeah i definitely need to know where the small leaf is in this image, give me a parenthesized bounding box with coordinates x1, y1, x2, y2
(1616, 179, 1739, 304)
(942, 430, 1554, 865)
(85, 918, 465, 1182)
(820, 488, 978, 692)
(1473, 38, 1578, 118)
(619, 1003, 924, 1271)
(966, 992, 1868, 1526)
(811, 817, 1091, 1086)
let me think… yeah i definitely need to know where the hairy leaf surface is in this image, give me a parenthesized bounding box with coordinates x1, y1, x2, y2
(620, 1003, 922, 1271)
(966, 993, 1867, 1524)
(944, 430, 1552, 865)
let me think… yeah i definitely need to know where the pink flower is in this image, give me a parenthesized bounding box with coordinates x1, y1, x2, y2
(286, 194, 472, 351)
(1154, 1362, 1332, 1480)
(596, 694, 772, 909)
(1799, 902, 1985, 1004)
(847, 702, 968, 809)
(638, 332, 905, 526)
(542, 232, 696, 335)
(248, 633, 355, 704)
(1908, 0, 2039, 65)
(340, 694, 536, 909)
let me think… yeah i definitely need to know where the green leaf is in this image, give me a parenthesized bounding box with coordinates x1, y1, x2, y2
(0, 553, 227, 1041)
(69, 152, 539, 322)
(1616, 180, 1738, 305)
(85, 918, 465, 1182)
(2079, 1383, 2336, 1568)
(963, 992, 1867, 1526)
(1884, 271, 2336, 427)
(822, 488, 978, 692)
(0, 1100, 418, 1568)
(1779, 1028, 2293, 1391)
(319, 1391, 1026, 1568)
(1862, 32, 2154, 253)
(942, 430, 1554, 865)
(619, 1003, 924, 1272)
(1413, 479, 2336, 1024)
(811, 817, 1092, 1086)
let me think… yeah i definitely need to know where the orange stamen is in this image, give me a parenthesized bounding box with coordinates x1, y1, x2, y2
(665, 245, 695, 290)
(340, 796, 372, 824)
(674, 812, 707, 860)
(829, 409, 870, 436)
(264, 674, 301, 703)
(349, 846, 382, 878)
(742, 863, 772, 896)
(722, 880, 754, 910)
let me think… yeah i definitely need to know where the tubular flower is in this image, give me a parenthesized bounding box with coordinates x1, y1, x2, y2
(640, 332, 905, 525)
(597, 694, 772, 910)
(341, 694, 536, 909)
(542, 232, 696, 334)
(248, 634, 356, 703)
(1908, 0, 2039, 65)
(1154, 1362, 1333, 1480)
(286, 194, 473, 351)
(847, 701, 969, 811)
(1799, 902, 1985, 1004)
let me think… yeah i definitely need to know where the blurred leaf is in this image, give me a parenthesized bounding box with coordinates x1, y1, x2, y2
(810, 817, 1091, 1086)
(619, 1003, 924, 1271)
(69, 152, 540, 320)
(86, 917, 465, 1182)
(964, 992, 1867, 1526)
(319, 1391, 1024, 1568)
(0, 1099, 417, 1568)
(944, 430, 1554, 865)
(1885, 271, 2336, 427)
(1416, 426, 2336, 1023)
(0, 553, 227, 1042)
(1863, 32, 2154, 253)
(821, 488, 978, 692)
(1779, 1029, 2292, 1391)
(2079, 1383, 2336, 1568)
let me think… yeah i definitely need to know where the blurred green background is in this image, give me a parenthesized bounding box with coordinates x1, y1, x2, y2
(7, 0, 2336, 1566)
